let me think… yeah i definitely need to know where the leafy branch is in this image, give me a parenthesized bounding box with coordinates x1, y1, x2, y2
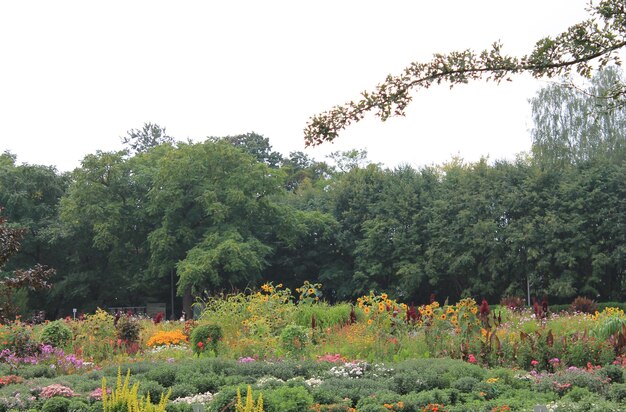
(304, 0, 626, 146)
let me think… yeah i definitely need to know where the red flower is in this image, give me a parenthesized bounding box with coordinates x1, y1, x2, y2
(197, 341, 203, 349)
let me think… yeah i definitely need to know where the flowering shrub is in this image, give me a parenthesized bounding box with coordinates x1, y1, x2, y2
(146, 329, 188, 347)
(89, 387, 112, 401)
(0, 374, 22, 386)
(329, 361, 368, 378)
(191, 324, 223, 355)
(172, 391, 214, 405)
(39, 383, 78, 398)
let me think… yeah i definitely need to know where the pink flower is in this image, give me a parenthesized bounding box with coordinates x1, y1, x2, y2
(197, 341, 203, 349)
(468, 354, 476, 364)
(531, 360, 539, 366)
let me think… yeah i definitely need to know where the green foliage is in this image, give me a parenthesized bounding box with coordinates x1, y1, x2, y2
(67, 399, 90, 412)
(451, 376, 479, 393)
(41, 397, 70, 412)
(304, 3, 626, 145)
(145, 365, 177, 388)
(607, 383, 626, 402)
(40, 321, 73, 348)
(279, 324, 308, 354)
(263, 385, 313, 412)
(599, 364, 623, 384)
(190, 324, 223, 356)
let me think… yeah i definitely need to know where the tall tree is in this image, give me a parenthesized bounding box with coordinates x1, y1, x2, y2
(530, 66, 626, 166)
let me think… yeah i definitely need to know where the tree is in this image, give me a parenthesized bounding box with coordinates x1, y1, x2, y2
(0, 208, 54, 321)
(304, 0, 626, 145)
(122, 122, 174, 155)
(530, 66, 626, 166)
(210, 132, 283, 168)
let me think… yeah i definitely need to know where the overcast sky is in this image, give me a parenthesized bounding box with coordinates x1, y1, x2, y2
(1, 0, 618, 172)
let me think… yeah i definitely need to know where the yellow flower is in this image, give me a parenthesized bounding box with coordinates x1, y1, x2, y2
(440, 314, 447, 320)
(367, 319, 373, 325)
(308, 288, 315, 295)
(364, 306, 371, 314)
(471, 307, 478, 315)
(486, 377, 499, 384)
(381, 293, 388, 300)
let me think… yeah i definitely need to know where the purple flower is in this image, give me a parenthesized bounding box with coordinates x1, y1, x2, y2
(549, 358, 560, 364)
(238, 356, 256, 363)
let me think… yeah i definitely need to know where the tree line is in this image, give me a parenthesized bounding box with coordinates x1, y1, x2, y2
(1, 68, 625, 319)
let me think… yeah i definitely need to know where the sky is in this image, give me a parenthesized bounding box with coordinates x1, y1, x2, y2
(0, 0, 618, 172)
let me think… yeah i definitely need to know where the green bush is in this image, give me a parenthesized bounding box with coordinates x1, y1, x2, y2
(400, 389, 453, 409)
(279, 324, 309, 353)
(190, 324, 223, 355)
(67, 399, 89, 412)
(41, 397, 70, 412)
(599, 364, 624, 384)
(169, 383, 197, 400)
(207, 386, 238, 412)
(145, 364, 178, 387)
(166, 403, 193, 412)
(607, 383, 626, 402)
(137, 380, 167, 400)
(315, 378, 389, 405)
(40, 321, 73, 348)
(451, 376, 479, 393)
(354, 391, 401, 411)
(392, 358, 485, 394)
(263, 385, 314, 412)
(174, 371, 222, 393)
(20, 363, 57, 379)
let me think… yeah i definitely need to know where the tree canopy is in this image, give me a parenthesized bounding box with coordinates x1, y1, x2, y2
(304, 0, 626, 146)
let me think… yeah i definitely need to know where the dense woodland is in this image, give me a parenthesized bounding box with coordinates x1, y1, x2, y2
(1, 68, 625, 319)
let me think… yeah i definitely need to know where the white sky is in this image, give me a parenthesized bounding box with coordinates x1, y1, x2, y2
(0, 0, 618, 172)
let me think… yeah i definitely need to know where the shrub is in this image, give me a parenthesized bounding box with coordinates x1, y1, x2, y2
(571, 296, 597, 314)
(40, 321, 73, 348)
(263, 385, 313, 412)
(607, 383, 626, 402)
(41, 397, 71, 412)
(18, 364, 56, 379)
(600, 364, 624, 384)
(279, 324, 309, 354)
(137, 380, 167, 400)
(145, 365, 178, 388)
(451, 376, 479, 393)
(39, 384, 78, 399)
(169, 383, 197, 400)
(191, 324, 223, 356)
(67, 399, 90, 412)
